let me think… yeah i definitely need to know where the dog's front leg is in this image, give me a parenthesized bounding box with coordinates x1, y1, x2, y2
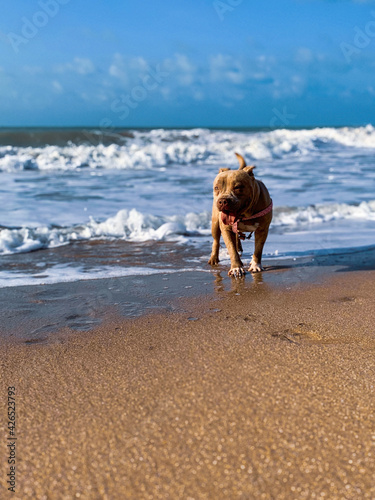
(221, 227, 245, 277)
(208, 215, 221, 266)
(248, 226, 269, 273)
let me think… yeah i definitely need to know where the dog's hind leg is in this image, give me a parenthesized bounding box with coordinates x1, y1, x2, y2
(248, 226, 269, 273)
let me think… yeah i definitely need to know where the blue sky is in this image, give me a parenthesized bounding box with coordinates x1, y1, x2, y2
(0, 0, 375, 127)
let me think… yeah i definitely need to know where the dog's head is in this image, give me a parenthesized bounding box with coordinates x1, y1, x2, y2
(213, 153, 260, 214)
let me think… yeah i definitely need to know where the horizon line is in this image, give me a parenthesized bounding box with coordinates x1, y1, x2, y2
(0, 123, 372, 130)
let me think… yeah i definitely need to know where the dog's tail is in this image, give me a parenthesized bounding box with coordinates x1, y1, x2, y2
(235, 153, 256, 176)
(235, 152, 246, 170)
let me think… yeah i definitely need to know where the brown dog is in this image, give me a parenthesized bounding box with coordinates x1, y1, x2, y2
(208, 153, 272, 277)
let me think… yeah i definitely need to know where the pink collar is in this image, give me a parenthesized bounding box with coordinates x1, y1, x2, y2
(221, 201, 273, 234)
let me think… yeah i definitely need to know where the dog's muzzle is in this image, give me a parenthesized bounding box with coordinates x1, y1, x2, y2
(217, 197, 238, 212)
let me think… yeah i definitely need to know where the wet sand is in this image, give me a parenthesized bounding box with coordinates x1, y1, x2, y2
(1, 264, 375, 499)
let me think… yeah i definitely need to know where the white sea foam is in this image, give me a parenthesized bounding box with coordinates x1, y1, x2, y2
(1, 200, 375, 255)
(1, 125, 375, 172)
(0, 265, 208, 288)
(273, 199, 375, 226)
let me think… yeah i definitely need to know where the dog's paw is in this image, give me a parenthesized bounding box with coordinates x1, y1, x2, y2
(248, 260, 264, 273)
(208, 255, 219, 266)
(228, 267, 246, 278)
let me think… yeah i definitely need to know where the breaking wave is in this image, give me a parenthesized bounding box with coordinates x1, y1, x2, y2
(1, 125, 375, 172)
(1, 200, 375, 255)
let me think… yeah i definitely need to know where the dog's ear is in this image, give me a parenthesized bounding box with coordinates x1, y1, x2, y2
(235, 152, 247, 170)
(219, 167, 230, 173)
(243, 165, 256, 177)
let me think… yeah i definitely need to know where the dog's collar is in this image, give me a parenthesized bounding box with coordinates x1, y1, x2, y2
(221, 200, 273, 234)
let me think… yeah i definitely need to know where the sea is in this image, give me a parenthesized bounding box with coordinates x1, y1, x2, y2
(1, 126, 375, 288)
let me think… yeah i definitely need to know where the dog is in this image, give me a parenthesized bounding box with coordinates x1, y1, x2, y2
(208, 153, 272, 278)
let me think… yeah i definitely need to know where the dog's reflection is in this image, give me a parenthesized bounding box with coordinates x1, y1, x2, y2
(212, 267, 266, 295)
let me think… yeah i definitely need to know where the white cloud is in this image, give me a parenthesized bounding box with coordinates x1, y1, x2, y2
(295, 48, 314, 63)
(209, 54, 245, 84)
(52, 80, 63, 93)
(192, 89, 205, 101)
(54, 57, 95, 75)
(74, 58, 95, 75)
(163, 54, 197, 86)
(79, 91, 108, 102)
(256, 54, 276, 70)
(23, 66, 43, 75)
(294, 48, 326, 65)
(108, 53, 127, 81)
(109, 54, 149, 83)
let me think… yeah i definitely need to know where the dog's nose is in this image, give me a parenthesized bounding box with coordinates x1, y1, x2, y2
(218, 198, 229, 210)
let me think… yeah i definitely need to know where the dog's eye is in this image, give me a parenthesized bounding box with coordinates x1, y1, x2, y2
(214, 186, 219, 191)
(234, 186, 243, 191)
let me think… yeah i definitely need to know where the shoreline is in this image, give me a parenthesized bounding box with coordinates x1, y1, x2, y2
(1, 245, 375, 344)
(1, 257, 375, 498)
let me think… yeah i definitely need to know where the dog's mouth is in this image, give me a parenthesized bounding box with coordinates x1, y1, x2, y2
(221, 209, 237, 216)
(221, 211, 238, 226)
(220, 198, 252, 216)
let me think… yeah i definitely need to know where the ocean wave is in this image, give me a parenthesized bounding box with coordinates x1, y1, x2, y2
(273, 199, 375, 226)
(1, 125, 374, 172)
(1, 200, 374, 255)
(0, 209, 212, 255)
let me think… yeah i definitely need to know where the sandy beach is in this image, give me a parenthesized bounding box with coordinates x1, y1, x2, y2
(2, 260, 375, 499)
